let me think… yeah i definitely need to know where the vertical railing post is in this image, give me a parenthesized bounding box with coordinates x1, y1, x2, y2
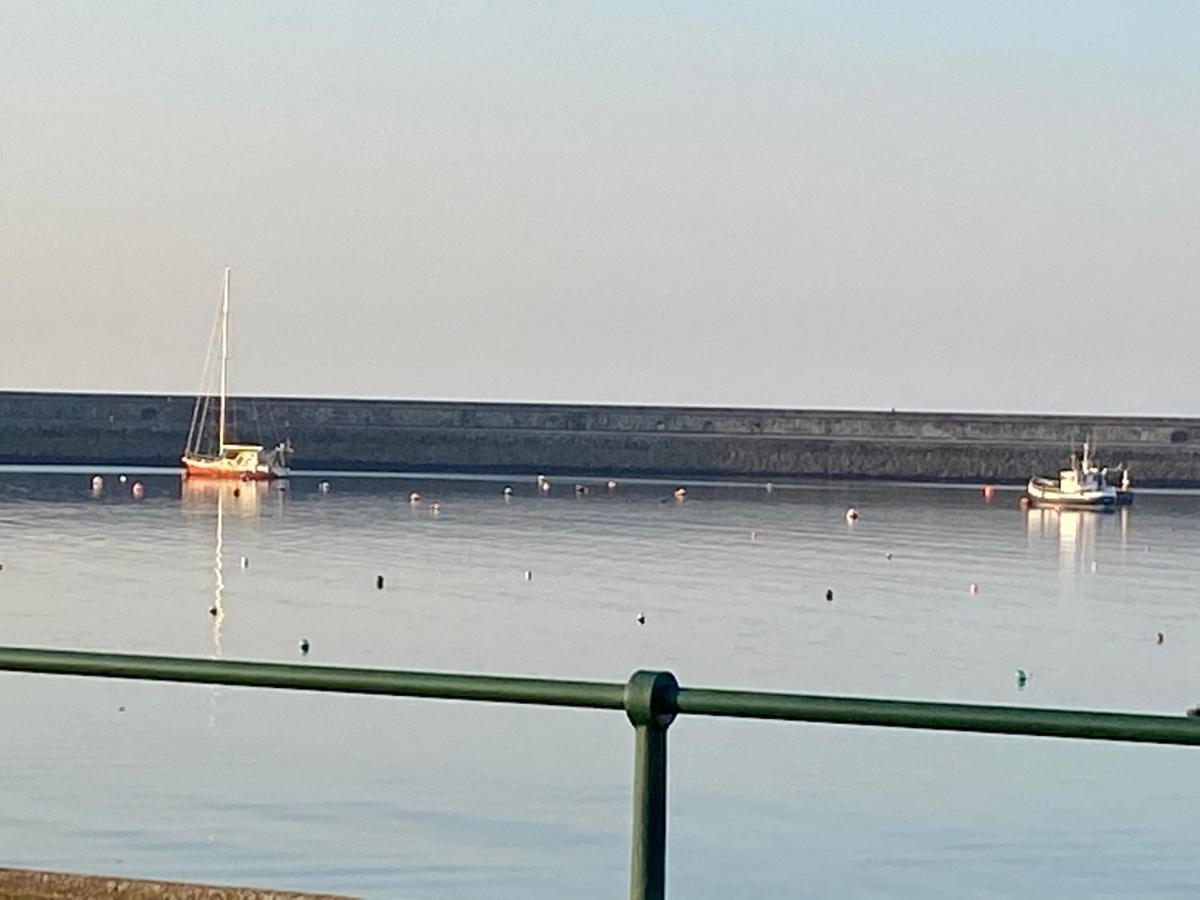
(624, 670, 679, 900)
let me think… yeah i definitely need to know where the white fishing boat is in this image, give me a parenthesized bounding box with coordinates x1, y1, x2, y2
(1025, 442, 1123, 510)
(182, 268, 290, 481)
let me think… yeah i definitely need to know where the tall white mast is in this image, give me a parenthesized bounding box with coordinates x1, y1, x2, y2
(218, 267, 230, 451)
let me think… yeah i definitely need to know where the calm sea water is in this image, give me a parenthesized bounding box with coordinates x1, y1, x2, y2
(2, 469, 1199, 898)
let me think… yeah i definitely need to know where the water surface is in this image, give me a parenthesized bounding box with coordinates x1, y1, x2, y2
(1, 470, 1198, 897)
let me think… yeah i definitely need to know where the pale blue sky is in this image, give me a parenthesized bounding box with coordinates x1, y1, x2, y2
(2, 2, 1198, 413)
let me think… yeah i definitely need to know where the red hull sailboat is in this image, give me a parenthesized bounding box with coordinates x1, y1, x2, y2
(182, 268, 290, 481)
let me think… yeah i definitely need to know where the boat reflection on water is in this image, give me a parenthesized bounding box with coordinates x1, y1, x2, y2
(180, 478, 287, 665)
(1026, 505, 1130, 573)
(211, 487, 225, 656)
(181, 477, 289, 726)
(180, 477, 273, 518)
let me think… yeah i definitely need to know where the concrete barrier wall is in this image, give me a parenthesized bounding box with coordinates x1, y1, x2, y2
(3, 391, 1200, 485)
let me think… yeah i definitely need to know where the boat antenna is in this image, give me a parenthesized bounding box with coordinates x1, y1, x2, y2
(219, 267, 230, 452)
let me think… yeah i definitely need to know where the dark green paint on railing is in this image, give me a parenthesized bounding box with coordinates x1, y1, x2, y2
(1, 645, 1197, 900)
(0, 646, 626, 709)
(673, 687, 1200, 746)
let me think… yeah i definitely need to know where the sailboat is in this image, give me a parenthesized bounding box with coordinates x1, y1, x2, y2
(182, 268, 291, 480)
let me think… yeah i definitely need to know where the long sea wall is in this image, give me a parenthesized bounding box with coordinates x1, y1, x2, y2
(2, 391, 1200, 485)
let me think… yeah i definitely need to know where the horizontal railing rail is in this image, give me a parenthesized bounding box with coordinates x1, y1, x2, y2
(0, 647, 627, 710)
(1, 645, 1197, 899)
(673, 687, 1200, 745)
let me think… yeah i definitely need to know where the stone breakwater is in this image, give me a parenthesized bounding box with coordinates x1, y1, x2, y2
(3, 391, 1200, 485)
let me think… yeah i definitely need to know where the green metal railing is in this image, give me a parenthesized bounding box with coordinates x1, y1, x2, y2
(1, 646, 1198, 900)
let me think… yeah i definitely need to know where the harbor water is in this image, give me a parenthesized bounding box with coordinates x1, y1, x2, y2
(1, 469, 1199, 898)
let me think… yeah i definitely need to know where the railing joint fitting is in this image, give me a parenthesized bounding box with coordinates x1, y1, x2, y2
(624, 670, 679, 730)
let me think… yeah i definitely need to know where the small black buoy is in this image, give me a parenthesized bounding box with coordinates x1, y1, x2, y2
(636, 612, 646, 625)
(376, 574, 384, 590)
(825, 589, 834, 602)
(208, 605, 218, 616)
(299, 639, 310, 655)
(1157, 631, 1165, 645)
(118, 706, 126, 713)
